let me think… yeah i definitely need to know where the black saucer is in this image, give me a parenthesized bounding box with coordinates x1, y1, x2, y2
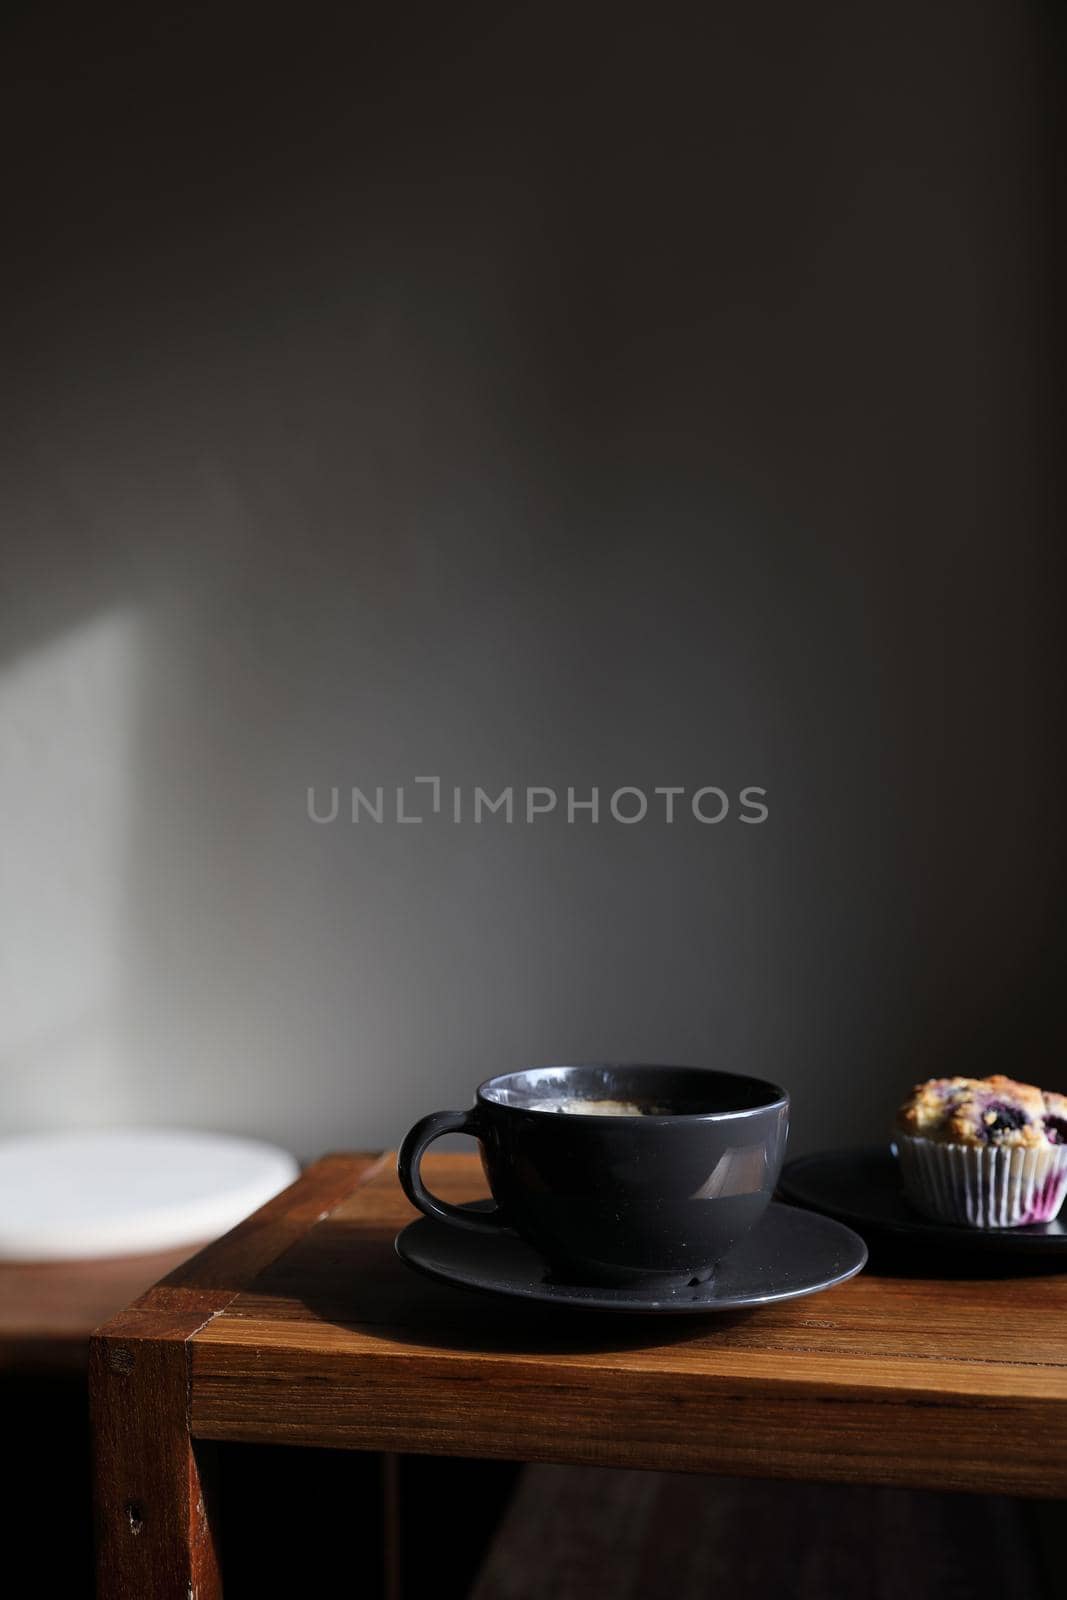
(779, 1146, 1067, 1255)
(395, 1200, 867, 1314)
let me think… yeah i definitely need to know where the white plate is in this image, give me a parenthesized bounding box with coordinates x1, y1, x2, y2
(0, 1129, 299, 1260)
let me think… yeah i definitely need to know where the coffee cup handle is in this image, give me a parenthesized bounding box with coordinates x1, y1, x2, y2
(398, 1108, 508, 1234)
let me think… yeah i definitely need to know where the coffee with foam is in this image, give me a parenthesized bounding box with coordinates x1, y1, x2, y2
(525, 1096, 663, 1117)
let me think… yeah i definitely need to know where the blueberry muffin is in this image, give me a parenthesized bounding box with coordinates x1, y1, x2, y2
(895, 1074, 1067, 1227)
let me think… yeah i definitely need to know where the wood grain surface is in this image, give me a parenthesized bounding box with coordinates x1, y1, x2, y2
(187, 1154, 1067, 1497)
(90, 1152, 387, 1599)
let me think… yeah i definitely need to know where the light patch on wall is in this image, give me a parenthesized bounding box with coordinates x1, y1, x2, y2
(0, 610, 141, 1129)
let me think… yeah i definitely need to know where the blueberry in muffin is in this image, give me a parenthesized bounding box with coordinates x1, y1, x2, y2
(1043, 1090, 1067, 1147)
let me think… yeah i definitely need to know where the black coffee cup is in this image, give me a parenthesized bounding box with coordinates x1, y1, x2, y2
(398, 1063, 789, 1287)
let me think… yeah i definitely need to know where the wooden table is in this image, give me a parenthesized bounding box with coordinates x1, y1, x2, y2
(90, 1151, 1067, 1598)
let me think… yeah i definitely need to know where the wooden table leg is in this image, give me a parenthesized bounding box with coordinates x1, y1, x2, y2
(91, 1309, 221, 1599)
(89, 1153, 385, 1598)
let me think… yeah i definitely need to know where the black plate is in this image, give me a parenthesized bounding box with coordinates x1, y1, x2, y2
(779, 1146, 1067, 1254)
(395, 1200, 866, 1314)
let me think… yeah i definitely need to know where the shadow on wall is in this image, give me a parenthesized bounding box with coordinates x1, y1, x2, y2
(1, 0, 1063, 1158)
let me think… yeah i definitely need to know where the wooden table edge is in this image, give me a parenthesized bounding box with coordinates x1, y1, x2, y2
(91, 1150, 389, 1338)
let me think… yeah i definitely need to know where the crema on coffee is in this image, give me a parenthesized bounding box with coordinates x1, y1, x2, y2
(525, 1097, 664, 1116)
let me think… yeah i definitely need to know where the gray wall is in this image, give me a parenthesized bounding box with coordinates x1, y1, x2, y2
(2, 1, 1061, 1160)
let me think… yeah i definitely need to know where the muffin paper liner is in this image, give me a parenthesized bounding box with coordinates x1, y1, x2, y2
(896, 1134, 1067, 1228)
